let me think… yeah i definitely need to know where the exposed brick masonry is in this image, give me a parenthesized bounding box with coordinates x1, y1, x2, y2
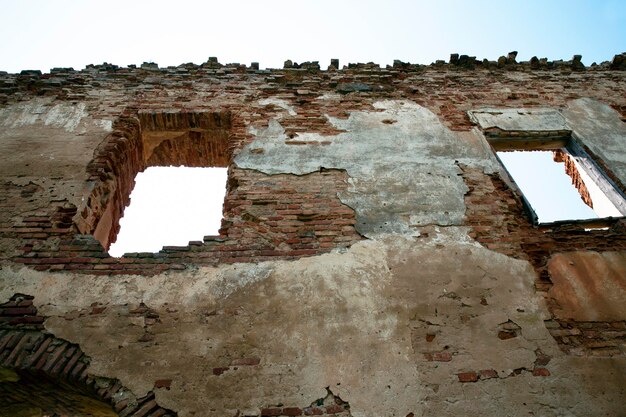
(259, 388, 351, 417)
(0, 294, 176, 416)
(461, 165, 626, 356)
(553, 149, 593, 208)
(1, 53, 625, 277)
(12, 169, 361, 275)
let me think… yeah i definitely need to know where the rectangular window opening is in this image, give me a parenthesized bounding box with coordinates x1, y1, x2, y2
(108, 166, 227, 257)
(493, 139, 626, 226)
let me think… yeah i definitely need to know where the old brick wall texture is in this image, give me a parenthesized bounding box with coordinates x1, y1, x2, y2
(0, 53, 625, 416)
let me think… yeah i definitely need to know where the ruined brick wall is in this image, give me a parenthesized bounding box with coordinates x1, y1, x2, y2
(1, 54, 625, 274)
(1, 53, 625, 417)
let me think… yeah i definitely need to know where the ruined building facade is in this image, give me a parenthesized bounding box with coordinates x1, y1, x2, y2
(0, 53, 625, 416)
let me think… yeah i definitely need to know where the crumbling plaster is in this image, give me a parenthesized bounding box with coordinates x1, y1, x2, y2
(237, 100, 496, 237)
(2, 230, 624, 417)
(0, 97, 114, 178)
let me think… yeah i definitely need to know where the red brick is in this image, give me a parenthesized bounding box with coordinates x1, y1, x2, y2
(479, 369, 498, 379)
(532, 368, 551, 377)
(23, 216, 50, 222)
(113, 398, 129, 413)
(0, 307, 37, 316)
(154, 379, 172, 389)
(325, 404, 344, 414)
(498, 330, 517, 340)
(212, 367, 229, 376)
(90, 306, 106, 314)
(457, 372, 479, 382)
(282, 407, 302, 416)
(430, 351, 452, 362)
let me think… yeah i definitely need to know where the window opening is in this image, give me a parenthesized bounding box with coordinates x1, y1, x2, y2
(493, 138, 626, 225)
(499, 151, 601, 222)
(84, 110, 232, 255)
(108, 166, 227, 257)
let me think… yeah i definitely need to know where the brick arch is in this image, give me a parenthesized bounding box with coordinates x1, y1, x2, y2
(0, 293, 177, 416)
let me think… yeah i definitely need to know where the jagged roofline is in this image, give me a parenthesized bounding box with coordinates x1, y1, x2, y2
(5, 51, 626, 75)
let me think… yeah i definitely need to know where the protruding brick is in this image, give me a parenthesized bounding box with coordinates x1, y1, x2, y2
(282, 407, 302, 416)
(457, 372, 479, 382)
(212, 367, 229, 376)
(533, 368, 551, 377)
(325, 404, 344, 414)
(154, 379, 172, 389)
(424, 351, 452, 362)
(479, 369, 498, 379)
(1, 307, 37, 316)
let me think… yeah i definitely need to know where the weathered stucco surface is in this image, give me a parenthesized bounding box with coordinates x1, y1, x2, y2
(2, 230, 625, 417)
(0, 98, 113, 178)
(548, 251, 626, 322)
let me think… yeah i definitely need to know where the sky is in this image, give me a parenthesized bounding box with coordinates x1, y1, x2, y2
(497, 151, 621, 223)
(108, 167, 227, 256)
(1, 1, 624, 254)
(0, 0, 625, 73)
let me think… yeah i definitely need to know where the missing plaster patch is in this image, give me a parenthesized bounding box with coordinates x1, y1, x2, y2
(237, 100, 489, 238)
(261, 388, 351, 417)
(497, 319, 521, 340)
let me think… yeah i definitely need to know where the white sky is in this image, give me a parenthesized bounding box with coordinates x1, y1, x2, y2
(108, 167, 227, 256)
(497, 151, 621, 223)
(1, 1, 624, 254)
(0, 0, 624, 73)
